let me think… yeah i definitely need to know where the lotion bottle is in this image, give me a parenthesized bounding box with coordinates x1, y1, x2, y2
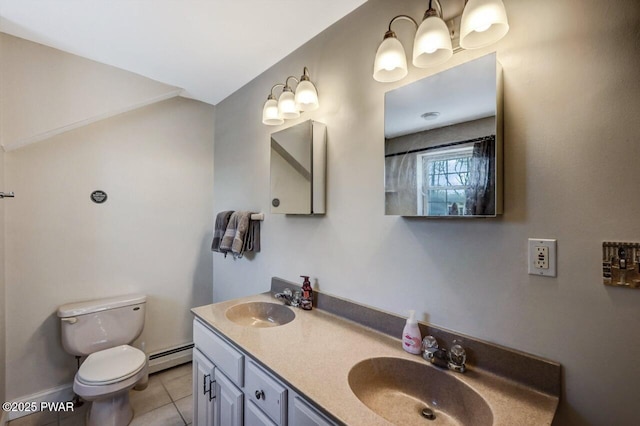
(300, 275, 313, 310)
(402, 310, 422, 354)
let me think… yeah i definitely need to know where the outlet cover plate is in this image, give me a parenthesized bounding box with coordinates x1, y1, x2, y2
(528, 238, 557, 277)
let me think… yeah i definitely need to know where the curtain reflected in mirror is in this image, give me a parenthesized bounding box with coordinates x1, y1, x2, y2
(384, 53, 502, 218)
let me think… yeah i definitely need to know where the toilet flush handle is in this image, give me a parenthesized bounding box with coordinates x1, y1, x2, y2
(61, 317, 77, 324)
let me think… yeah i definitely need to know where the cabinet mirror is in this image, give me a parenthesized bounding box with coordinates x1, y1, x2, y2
(270, 120, 326, 215)
(385, 53, 503, 217)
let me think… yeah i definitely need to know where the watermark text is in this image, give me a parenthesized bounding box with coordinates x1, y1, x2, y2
(2, 401, 75, 412)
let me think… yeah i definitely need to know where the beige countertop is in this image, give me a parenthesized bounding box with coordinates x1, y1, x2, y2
(192, 292, 558, 426)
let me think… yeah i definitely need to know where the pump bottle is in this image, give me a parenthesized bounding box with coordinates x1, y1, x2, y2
(402, 310, 422, 354)
(300, 276, 313, 310)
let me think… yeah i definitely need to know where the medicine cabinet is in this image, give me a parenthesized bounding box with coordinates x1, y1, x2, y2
(384, 53, 503, 217)
(270, 120, 326, 215)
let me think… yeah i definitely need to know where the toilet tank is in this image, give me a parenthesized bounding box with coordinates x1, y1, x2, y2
(57, 294, 147, 356)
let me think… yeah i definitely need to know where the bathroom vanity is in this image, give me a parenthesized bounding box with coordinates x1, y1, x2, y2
(191, 278, 560, 425)
(192, 318, 335, 426)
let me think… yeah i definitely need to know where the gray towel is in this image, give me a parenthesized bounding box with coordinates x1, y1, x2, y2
(231, 211, 251, 255)
(219, 212, 240, 253)
(211, 211, 234, 252)
(243, 218, 261, 254)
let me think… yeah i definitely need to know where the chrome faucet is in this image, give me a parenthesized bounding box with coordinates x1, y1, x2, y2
(422, 336, 466, 373)
(274, 288, 300, 308)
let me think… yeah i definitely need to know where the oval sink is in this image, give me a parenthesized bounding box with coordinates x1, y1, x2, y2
(225, 302, 295, 328)
(348, 357, 493, 426)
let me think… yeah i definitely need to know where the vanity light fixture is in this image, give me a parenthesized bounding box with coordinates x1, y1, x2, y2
(262, 67, 319, 126)
(373, 0, 509, 83)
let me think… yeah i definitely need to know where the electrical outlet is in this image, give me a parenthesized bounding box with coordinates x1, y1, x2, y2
(535, 246, 549, 269)
(528, 238, 557, 277)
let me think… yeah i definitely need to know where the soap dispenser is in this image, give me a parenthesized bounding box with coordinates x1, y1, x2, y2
(300, 276, 313, 310)
(402, 310, 422, 354)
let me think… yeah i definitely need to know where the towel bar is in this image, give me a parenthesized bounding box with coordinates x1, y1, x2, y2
(250, 213, 264, 221)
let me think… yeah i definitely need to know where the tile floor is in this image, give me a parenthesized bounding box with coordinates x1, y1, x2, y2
(8, 362, 193, 426)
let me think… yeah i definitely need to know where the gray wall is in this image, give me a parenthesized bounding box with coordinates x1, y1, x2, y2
(212, 0, 640, 424)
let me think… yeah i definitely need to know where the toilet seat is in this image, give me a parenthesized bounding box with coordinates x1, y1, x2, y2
(77, 345, 146, 385)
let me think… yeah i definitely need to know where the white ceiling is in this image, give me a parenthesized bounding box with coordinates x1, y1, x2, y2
(0, 0, 367, 105)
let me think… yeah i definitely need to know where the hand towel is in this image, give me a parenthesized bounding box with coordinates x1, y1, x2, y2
(219, 212, 239, 253)
(243, 217, 261, 254)
(231, 211, 251, 255)
(211, 211, 234, 252)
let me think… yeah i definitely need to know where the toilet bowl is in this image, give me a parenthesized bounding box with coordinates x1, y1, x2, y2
(73, 345, 148, 425)
(58, 294, 148, 426)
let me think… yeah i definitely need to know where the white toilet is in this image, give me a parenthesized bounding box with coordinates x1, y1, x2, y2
(57, 294, 149, 426)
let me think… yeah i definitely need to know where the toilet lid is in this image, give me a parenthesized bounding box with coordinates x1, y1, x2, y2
(77, 345, 146, 385)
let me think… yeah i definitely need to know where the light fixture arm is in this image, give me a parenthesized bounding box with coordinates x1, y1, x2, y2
(268, 83, 285, 100)
(300, 66, 312, 81)
(284, 76, 299, 91)
(384, 15, 418, 39)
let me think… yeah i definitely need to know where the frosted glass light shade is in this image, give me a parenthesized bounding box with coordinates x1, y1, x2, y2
(412, 16, 453, 68)
(262, 98, 283, 125)
(460, 0, 509, 49)
(295, 80, 319, 111)
(278, 90, 300, 119)
(373, 36, 408, 82)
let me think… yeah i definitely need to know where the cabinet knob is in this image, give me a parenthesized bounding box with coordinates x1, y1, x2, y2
(255, 390, 265, 400)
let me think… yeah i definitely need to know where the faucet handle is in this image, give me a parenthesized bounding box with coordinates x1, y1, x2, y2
(448, 340, 466, 373)
(422, 335, 439, 350)
(291, 290, 301, 307)
(421, 336, 439, 362)
(275, 288, 294, 305)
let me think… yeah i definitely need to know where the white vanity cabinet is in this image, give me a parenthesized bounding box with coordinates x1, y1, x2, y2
(193, 348, 215, 426)
(193, 347, 244, 426)
(193, 318, 337, 426)
(213, 368, 243, 426)
(193, 320, 244, 426)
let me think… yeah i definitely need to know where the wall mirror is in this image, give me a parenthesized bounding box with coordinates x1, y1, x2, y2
(384, 53, 503, 217)
(270, 120, 326, 215)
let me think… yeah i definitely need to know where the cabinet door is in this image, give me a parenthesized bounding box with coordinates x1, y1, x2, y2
(214, 368, 243, 426)
(246, 401, 277, 426)
(291, 396, 336, 426)
(193, 349, 216, 426)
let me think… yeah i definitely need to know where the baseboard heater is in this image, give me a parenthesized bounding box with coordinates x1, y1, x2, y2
(148, 343, 194, 374)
